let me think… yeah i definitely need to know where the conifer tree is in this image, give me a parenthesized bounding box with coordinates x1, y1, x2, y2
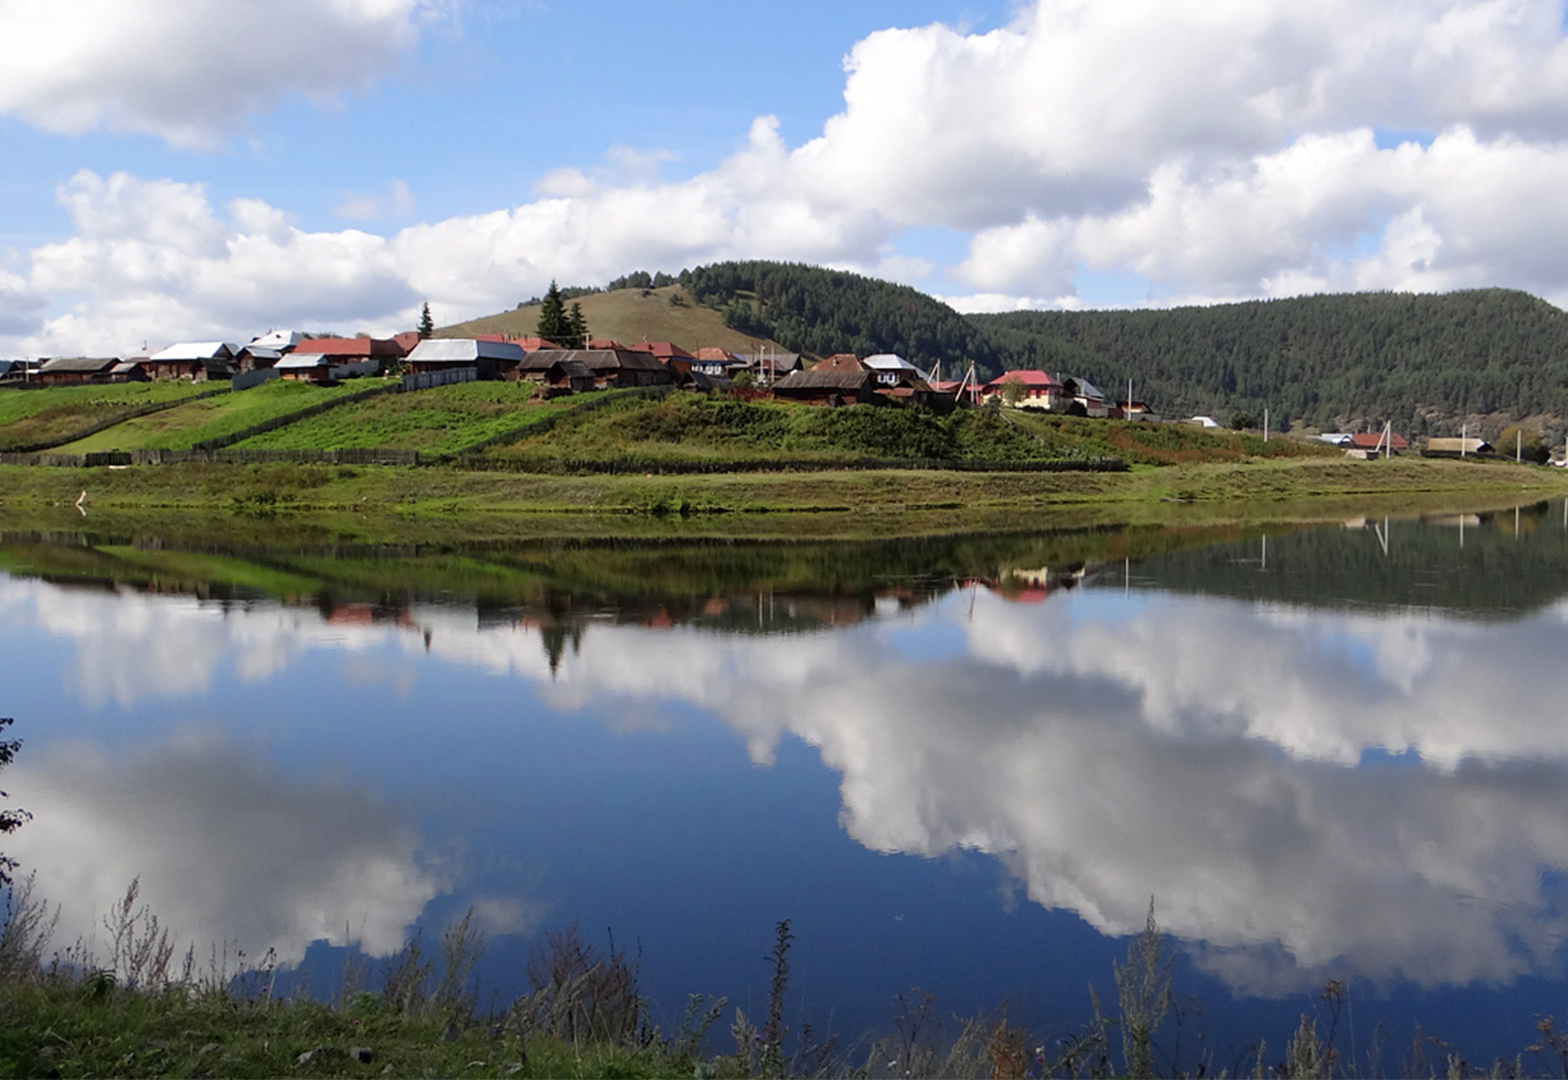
(417, 302, 434, 338)
(536, 281, 572, 344)
(568, 302, 589, 349)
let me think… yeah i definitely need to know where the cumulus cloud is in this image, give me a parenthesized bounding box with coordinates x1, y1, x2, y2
(0, 0, 439, 147)
(15, 552, 1568, 993)
(9, 2, 1568, 359)
(5, 731, 444, 967)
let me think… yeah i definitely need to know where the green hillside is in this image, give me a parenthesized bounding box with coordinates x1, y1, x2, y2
(61, 379, 368, 451)
(483, 393, 1331, 468)
(235, 382, 596, 453)
(439, 261, 1568, 440)
(973, 288, 1568, 438)
(440, 284, 784, 354)
(0, 382, 210, 450)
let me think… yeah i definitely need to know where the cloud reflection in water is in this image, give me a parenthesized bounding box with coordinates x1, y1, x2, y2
(9, 570, 1568, 993)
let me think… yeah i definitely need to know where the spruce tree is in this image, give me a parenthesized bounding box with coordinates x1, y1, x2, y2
(536, 281, 572, 344)
(417, 302, 434, 338)
(568, 302, 589, 349)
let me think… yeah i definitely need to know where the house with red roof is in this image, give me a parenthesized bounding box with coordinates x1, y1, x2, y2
(982, 370, 1064, 410)
(1349, 431, 1409, 454)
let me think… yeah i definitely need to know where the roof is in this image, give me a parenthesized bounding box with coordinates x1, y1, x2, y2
(1064, 376, 1106, 400)
(275, 354, 330, 370)
(393, 331, 423, 353)
(295, 337, 403, 358)
(814, 354, 866, 372)
(1426, 436, 1493, 453)
(693, 347, 738, 362)
(863, 353, 920, 372)
(1349, 432, 1410, 451)
(628, 340, 694, 360)
(242, 347, 284, 361)
(39, 356, 119, 374)
(407, 338, 526, 362)
(248, 330, 304, 350)
(774, 369, 873, 391)
(524, 348, 670, 373)
(588, 337, 628, 350)
(511, 336, 561, 351)
(148, 341, 234, 362)
(986, 370, 1060, 389)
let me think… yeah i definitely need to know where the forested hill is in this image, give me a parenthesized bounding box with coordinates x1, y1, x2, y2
(674, 262, 1568, 434)
(973, 289, 1568, 435)
(679, 261, 1003, 378)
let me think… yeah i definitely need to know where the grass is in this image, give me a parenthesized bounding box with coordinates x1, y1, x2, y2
(0, 879, 1556, 1078)
(234, 382, 598, 454)
(58, 379, 375, 452)
(441, 284, 781, 355)
(479, 395, 1339, 467)
(0, 383, 212, 450)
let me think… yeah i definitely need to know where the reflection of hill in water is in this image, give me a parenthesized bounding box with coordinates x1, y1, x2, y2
(1116, 503, 1568, 619)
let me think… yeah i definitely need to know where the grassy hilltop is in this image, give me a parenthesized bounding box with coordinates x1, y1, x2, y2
(441, 284, 786, 354)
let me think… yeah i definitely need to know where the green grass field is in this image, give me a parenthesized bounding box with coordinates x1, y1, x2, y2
(61, 379, 375, 452)
(235, 382, 601, 454)
(0, 382, 212, 450)
(483, 393, 1339, 466)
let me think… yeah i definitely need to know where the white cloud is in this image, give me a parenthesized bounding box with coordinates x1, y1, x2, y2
(9, 1, 1568, 352)
(0, 0, 439, 147)
(6, 731, 444, 969)
(17, 563, 1568, 993)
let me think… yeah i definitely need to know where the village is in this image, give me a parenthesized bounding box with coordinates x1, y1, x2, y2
(0, 328, 1521, 461)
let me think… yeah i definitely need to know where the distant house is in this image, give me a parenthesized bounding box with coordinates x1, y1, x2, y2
(982, 370, 1063, 410)
(392, 331, 423, 354)
(1061, 377, 1109, 417)
(1348, 432, 1409, 454)
(292, 337, 406, 373)
(690, 347, 747, 377)
(248, 330, 305, 352)
(515, 353, 596, 393)
(1425, 436, 1494, 456)
(274, 353, 335, 383)
(815, 353, 865, 372)
(1318, 433, 1354, 447)
(862, 354, 925, 387)
(511, 336, 562, 352)
(406, 338, 526, 379)
(518, 348, 674, 388)
(1118, 400, 1158, 422)
(36, 356, 120, 385)
(771, 368, 878, 406)
(738, 351, 803, 383)
(627, 340, 694, 363)
(1189, 415, 1221, 428)
(145, 342, 238, 381)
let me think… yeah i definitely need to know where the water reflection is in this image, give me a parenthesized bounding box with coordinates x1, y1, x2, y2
(6, 732, 442, 966)
(5, 508, 1568, 1011)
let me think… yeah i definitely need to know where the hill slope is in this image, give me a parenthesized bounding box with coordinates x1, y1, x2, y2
(974, 288, 1568, 436)
(440, 285, 784, 354)
(442, 261, 1568, 436)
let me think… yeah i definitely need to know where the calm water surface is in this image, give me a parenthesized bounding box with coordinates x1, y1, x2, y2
(5, 505, 1568, 1066)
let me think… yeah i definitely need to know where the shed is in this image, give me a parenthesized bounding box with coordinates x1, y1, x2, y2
(36, 356, 120, 385)
(406, 338, 527, 379)
(772, 369, 878, 406)
(146, 341, 237, 381)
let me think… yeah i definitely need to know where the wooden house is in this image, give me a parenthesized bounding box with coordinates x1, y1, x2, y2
(406, 338, 526, 379)
(771, 369, 878, 405)
(36, 356, 120, 385)
(145, 342, 238, 381)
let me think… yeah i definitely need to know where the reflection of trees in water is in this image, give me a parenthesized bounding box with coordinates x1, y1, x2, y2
(1117, 502, 1568, 619)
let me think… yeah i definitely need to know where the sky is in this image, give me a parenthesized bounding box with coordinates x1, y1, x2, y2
(3, 0, 1568, 356)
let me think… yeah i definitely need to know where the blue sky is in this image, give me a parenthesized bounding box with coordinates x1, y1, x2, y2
(3, 0, 1568, 354)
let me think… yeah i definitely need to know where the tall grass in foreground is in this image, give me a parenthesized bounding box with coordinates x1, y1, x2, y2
(0, 881, 1554, 1078)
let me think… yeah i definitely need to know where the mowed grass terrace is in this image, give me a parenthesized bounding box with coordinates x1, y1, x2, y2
(0, 381, 211, 450)
(62, 379, 374, 452)
(234, 382, 605, 454)
(482, 392, 1340, 466)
